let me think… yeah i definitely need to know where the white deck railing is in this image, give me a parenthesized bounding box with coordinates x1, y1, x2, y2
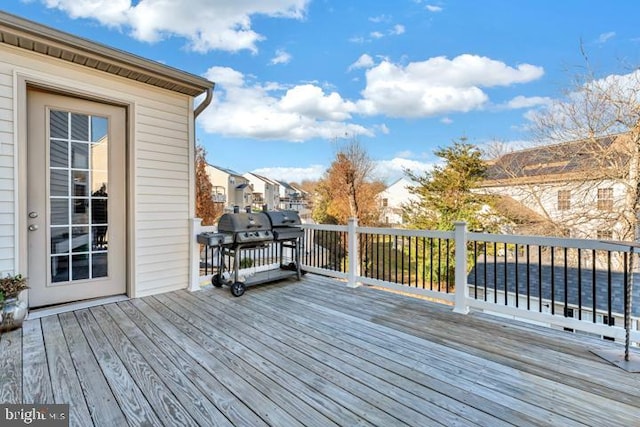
(192, 218, 640, 349)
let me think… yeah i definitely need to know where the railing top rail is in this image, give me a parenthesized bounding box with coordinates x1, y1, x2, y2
(301, 223, 349, 232)
(357, 226, 454, 239)
(468, 231, 635, 252)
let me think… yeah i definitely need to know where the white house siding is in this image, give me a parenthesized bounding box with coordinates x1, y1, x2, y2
(0, 42, 194, 297)
(481, 179, 628, 239)
(0, 69, 15, 274)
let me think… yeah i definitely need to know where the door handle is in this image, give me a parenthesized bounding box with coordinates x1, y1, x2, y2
(28, 224, 39, 231)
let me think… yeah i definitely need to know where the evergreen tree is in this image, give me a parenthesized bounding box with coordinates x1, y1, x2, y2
(405, 138, 494, 231)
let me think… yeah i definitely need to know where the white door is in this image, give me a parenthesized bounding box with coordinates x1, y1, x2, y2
(27, 90, 126, 308)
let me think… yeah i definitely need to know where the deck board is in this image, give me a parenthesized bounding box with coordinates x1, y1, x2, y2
(57, 312, 127, 427)
(2, 274, 640, 426)
(0, 327, 22, 404)
(21, 320, 54, 404)
(40, 315, 93, 426)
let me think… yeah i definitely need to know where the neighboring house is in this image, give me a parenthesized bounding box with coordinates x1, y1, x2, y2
(378, 178, 418, 226)
(0, 12, 214, 308)
(244, 172, 280, 210)
(480, 135, 632, 239)
(278, 181, 311, 220)
(206, 165, 253, 211)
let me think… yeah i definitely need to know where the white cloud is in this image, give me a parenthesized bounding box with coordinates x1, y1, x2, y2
(198, 66, 375, 141)
(42, 0, 310, 53)
(252, 165, 325, 182)
(597, 31, 616, 44)
(357, 54, 544, 117)
(426, 5, 443, 12)
(370, 31, 384, 39)
(270, 49, 292, 65)
(395, 150, 414, 158)
(440, 117, 453, 124)
(369, 14, 390, 23)
(504, 95, 552, 109)
(348, 54, 375, 71)
(373, 157, 433, 182)
(391, 24, 405, 35)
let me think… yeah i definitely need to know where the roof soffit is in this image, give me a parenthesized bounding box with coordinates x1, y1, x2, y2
(0, 11, 213, 97)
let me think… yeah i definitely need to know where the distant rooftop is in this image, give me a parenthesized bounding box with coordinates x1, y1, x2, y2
(483, 134, 628, 185)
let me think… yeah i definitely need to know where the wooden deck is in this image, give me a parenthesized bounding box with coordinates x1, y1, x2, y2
(1, 274, 640, 426)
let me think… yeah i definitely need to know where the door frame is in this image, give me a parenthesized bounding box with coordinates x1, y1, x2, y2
(16, 73, 135, 306)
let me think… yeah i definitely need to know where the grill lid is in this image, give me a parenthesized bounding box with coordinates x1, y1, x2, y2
(218, 212, 271, 233)
(264, 210, 302, 228)
(217, 212, 273, 245)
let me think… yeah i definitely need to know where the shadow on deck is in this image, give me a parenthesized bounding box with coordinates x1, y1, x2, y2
(1, 274, 639, 426)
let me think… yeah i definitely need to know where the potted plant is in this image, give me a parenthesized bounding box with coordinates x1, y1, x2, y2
(0, 274, 28, 333)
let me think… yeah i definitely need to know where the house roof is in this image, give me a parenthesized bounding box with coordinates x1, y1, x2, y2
(0, 11, 213, 97)
(208, 164, 244, 178)
(482, 134, 628, 186)
(245, 172, 280, 187)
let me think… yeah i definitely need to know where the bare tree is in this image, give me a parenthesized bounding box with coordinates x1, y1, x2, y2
(313, 138, 384, 225)
(484, 59, 640, 240)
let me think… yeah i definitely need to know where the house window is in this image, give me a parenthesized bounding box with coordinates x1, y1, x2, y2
(597, 188, 613, 211)
(557, 190, 570, 210)
(596, 230, 612, 240)
(382, 198, 388, 207)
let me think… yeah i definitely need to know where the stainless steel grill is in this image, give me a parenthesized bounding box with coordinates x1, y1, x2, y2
(264, 210, 304, 241)
(217, 212, 273, 245)
(199, 208, 303, 297)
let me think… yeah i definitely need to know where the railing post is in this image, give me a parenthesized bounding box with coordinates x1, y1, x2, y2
(347, 217, 360, 288)
(453, 221, 469, 314)
(189, 218, 203, 292)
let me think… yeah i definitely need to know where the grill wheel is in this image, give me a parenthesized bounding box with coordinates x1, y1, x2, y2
(211, 274, 223, 288)
(231, 282, 246, 297)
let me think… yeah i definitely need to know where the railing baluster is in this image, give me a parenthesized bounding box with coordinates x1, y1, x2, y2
(494, 241, 498, 304)
(446, 239, 451, 293)
(607, 250, 612, 325)
(526, 244, 530, 310)
(578, 248, 582, 321)
(551, 247, 555, 315)
(473, 240, 478, 299)
(515, 243, 519, 308)
(592, 249, 597, 323)
(504, 242, 508, 306)
(564, 247, 568, 316)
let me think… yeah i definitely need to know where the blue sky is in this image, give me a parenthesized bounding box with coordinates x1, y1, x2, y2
(4, 0, 640, 183)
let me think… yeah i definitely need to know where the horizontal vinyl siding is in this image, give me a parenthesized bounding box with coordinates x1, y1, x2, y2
(135, 94, 191, 296)
(0, 43, 195, 296)
(0, 65, 13, 273)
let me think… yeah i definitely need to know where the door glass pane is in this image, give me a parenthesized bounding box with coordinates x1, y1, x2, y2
(50, 199, 69, 225)
(71, 113, 89, 141)
(51, 141, 68, 167)
(49, 110, 109, 283)
(71, 143, 89, 169)
(50, 170, 68, 196)
(50, 110, 68, 139)
(50, 227, 69, 255)
(51, 256, 69, 283)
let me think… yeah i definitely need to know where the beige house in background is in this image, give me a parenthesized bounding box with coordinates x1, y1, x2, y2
(206, 164, 253, 211)
(481, 135, 630, 239)
(244, 172, 280, 210)
(0, 11, 214, 308)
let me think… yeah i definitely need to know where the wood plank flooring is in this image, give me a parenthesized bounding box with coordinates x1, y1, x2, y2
(1, 274, 639, 426)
